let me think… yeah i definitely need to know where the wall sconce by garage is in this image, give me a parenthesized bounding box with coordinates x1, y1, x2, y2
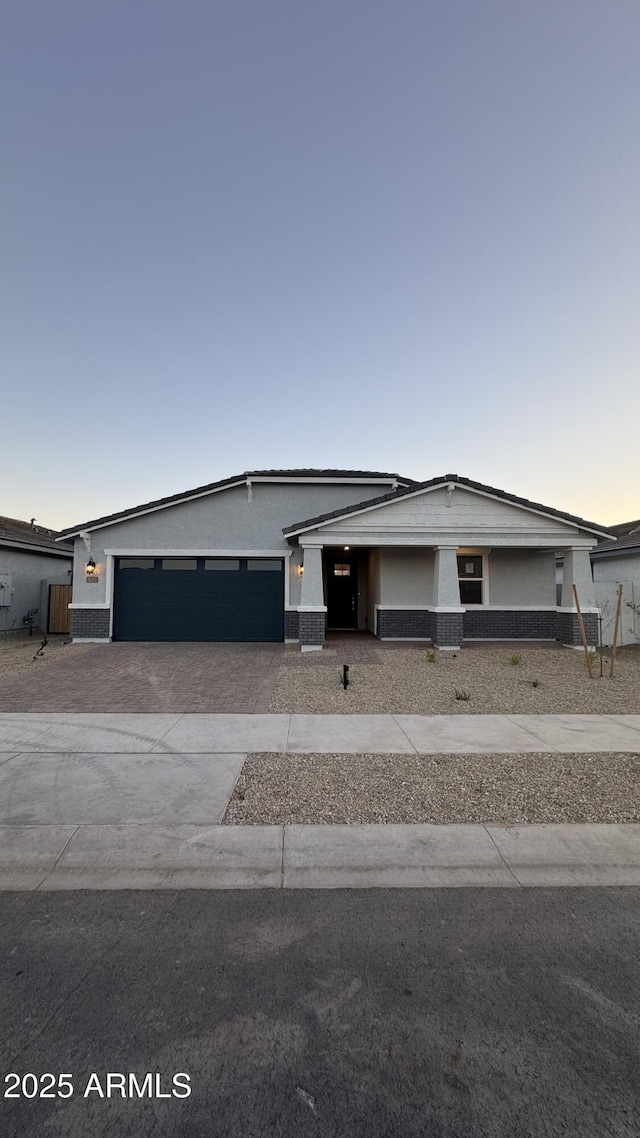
(343, 545, 350, 551)
(296, 564, 304, 576)
(85, 557, 96, 575)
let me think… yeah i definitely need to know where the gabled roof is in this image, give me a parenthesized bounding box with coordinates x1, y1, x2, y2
(591, 519, 640, 557)
(57, 469, 415, 538)
(0, 516, 73, 556)
(282, 474, 617, 540)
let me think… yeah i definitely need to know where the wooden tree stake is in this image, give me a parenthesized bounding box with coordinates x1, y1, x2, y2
(573, 584, 593, 678)
(609, 583, 623, 679)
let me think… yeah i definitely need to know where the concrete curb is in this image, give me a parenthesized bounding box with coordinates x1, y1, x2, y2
(3, 823, 640, 891)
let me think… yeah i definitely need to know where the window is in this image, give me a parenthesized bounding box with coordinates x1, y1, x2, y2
(457, 554, 483, 604)
(247, 559, 281, 571)
(333, 564, 351, 576)
(119, 559, 154, 570)
(205, 559, 240, 570)
(162, 559, 197, 570)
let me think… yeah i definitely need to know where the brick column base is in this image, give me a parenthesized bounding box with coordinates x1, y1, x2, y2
(69, 608, 111, 640)
(299, 610, 326, 650)
(431, 611, 464, 649)
(556, 611, 598, 647)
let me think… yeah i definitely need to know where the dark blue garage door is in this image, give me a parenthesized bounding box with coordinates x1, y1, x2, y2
(113, 557, 284, 642)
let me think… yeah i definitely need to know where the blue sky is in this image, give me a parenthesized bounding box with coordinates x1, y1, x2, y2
(2, 0, 639, 529)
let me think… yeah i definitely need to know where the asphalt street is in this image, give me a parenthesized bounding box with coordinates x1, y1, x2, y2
(2, 888, 640, 1137)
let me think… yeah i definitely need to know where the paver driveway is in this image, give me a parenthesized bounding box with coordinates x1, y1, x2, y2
(0, 642, 284, 713)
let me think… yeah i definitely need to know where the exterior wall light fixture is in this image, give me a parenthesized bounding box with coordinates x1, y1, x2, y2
(296, 564, 304, 576)
(85, 557, 96, 575)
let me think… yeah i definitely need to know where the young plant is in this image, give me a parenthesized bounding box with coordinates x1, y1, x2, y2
(531, 678, 539, 689)
(427, 651, 436, 664)
(33, 635, 48, 661)
(509, 653, 522, 666)
(455, 689, 470, 701)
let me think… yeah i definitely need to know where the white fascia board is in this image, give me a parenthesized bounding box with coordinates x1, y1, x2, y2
(58, 480, 248, 538)
(103, 548, 292, 557)
(373, 604, 558, 611)
(285, 481, 612, 540)
(69, 603, 111, 609)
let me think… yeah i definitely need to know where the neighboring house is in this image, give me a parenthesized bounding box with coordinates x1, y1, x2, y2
(0, 516, 73, 635)
(590, 520, 640, 646)
(56, 469, 615, 651)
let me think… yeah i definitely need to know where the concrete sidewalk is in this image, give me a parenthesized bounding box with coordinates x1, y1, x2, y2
(1, 711, 639, 892)
(2, 711, 640, 753)
(4, 822, 640, 890)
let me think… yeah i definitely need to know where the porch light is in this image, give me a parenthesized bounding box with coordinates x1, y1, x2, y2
(85, 557, 96, 575)
(296, 564, 304, 576)
(344, 545, 350, 551)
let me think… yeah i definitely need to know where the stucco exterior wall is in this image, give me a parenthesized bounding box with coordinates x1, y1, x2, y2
(0, 548, 72, 633)
(592, 553, 640, 584)
(592, 553, 640, 646)
(71, 481, 394, 606)
(378, 549, 434, 605)
(318, 486, 595, 548)
(488, 550, 556, 606)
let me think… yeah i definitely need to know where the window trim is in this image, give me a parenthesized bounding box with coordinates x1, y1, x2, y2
(456, 548, 490, 606)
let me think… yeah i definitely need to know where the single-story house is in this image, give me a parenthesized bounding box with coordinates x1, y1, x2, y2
(590, 519, 640, 646)
(0, 516, 73, 635)
(56, 469, 616, 650)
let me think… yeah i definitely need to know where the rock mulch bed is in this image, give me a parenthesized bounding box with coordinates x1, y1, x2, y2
(269, 644, 640, 715)
(0, 631, 91, 680)
(223, 750, 640, 826)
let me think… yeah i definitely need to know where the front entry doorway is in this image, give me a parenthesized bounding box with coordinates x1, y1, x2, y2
(326, 554, 358, 629)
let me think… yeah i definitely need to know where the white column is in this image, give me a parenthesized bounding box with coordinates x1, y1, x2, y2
(432, 547, 463, 609)
(299, 544, 326, 652)
(561, 548, 596, 609)
(300, 545, 325, 609)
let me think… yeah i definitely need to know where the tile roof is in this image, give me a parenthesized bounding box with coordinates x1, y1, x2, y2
(246, 468, 415, 481)
(0, 516, 73, 554)
(282, 474, 616, 539)
(57, 470, 415, 537)
(592, 519, 640, 556)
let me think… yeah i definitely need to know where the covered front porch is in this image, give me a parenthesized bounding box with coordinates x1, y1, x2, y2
(290, 542, 599, 652)
(283, 475, 605, 652)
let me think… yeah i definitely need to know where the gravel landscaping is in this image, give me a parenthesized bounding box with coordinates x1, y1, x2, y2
(0, 631, 91, 679)
(223, 750, 640, 826)
(269, 643, 640, 715)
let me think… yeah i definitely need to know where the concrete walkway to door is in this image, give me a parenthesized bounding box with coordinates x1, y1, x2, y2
(0, 642, 284, 713)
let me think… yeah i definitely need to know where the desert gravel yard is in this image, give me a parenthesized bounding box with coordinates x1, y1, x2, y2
(269, 643, 640, 715)
(223, 750, 640, 826)
(0, 631, 91, 678)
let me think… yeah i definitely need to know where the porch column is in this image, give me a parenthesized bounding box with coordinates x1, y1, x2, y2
(431, 546, 465, 650)
(299, 544, 326, 651)
(558, 547, 598, 648)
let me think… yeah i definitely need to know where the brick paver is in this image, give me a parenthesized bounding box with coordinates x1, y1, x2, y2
(0, 642, 284, 713)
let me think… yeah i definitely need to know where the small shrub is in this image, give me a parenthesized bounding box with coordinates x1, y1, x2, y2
(509, 653, 522, 666)
(587, 650, 598, 666)
(427, 651, 436, 663)
(455, 689, 470, 701)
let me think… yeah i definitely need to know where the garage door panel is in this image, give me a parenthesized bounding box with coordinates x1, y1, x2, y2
(113, 558, 284, 642)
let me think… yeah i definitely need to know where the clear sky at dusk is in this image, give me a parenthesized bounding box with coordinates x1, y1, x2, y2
(2, 0, 639, 530)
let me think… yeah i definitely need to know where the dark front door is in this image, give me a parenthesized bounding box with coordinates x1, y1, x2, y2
(326, 555, 358, 629)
